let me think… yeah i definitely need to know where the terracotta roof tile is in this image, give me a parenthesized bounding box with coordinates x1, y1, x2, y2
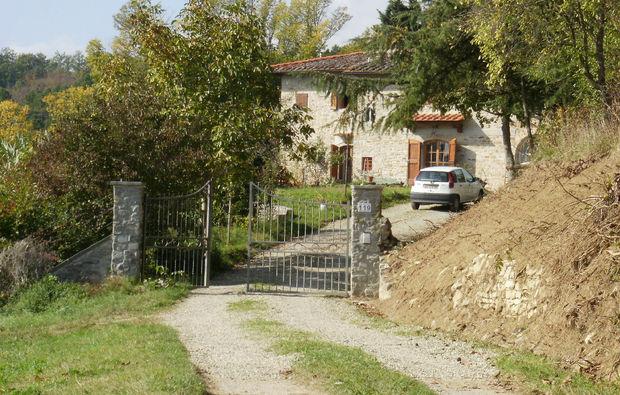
(414, 113, 465, 122)
(272, 52, 390, 75)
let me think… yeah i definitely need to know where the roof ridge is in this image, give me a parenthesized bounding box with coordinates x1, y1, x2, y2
(271, 51, 366, 68)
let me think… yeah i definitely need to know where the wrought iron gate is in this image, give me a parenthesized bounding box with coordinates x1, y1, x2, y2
(247, 183, 351, 294)
(142, 181, 212, 287)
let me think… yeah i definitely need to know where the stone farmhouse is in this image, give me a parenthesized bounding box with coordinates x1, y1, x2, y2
(272, 52, 532, 191)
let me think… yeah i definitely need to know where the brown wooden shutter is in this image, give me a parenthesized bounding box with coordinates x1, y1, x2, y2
(330, 145, 339, 179)
(448, 138, 457, 166)
(331, 93, 338, 110)
(408, 140, 422, 185)
(295, 93, 308, 108)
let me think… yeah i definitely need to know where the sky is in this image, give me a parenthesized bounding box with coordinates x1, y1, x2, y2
(0, 0, 389, 56)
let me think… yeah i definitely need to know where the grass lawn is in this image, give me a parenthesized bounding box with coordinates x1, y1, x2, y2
(0, 277, 204, 394)
(276, 184, 410, 209)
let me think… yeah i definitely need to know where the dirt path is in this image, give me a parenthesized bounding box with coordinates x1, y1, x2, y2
(161, 281, 317, 395)
(162, 271, 509, 395)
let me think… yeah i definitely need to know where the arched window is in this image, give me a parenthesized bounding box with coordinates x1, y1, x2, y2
(515, 137, 532, 164)
(424, 140, 452, 167)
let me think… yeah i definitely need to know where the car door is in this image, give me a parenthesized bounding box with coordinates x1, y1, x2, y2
(452, 169, 468, 201)
(462, 169, 478, 201)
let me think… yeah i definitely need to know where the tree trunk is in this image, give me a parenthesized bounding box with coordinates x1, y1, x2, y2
(502, 114, 516, 182)
(521, 79, 534, 148)
(595, 1, 609, 107)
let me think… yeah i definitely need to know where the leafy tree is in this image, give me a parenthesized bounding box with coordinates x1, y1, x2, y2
(359, 0, 551, 178)
(250, 0, 351, 61)
(0, 88, 9, 101)
(0, 49, 90, 129)
(25, 0, 312, 257)
(0, 100, 32, 143)
(467, 0, 620, 108)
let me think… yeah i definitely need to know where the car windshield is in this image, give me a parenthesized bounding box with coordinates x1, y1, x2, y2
(416, 171, 448, 182)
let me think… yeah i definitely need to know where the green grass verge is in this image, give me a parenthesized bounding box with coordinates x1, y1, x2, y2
(350, 302, 620, 393)
(0, 277, 204, 394)
(276, 185, 410, 209)
(497, 351, 620, 395)
(227, 299, 267, 312)
(244, 317, 435, 395)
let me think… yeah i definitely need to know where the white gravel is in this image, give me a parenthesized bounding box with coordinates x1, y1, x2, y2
(265, 294, 507, 394)
(160, 204, 505, 395)
(161, 285, 320, 395)
(161, 275, 510, 394)
(383, 203, 454, 242)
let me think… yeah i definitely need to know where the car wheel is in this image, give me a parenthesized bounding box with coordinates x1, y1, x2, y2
(475, 190, 484, 203)
(412, 202, 420, 210)
(450, 196, 461, 212)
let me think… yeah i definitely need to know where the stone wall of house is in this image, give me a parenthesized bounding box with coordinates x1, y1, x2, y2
(279, 75, 529, 190)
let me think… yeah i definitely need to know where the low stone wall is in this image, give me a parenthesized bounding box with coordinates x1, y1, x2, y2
(52, 236, 112, 283)
(450, 253, 546, 319)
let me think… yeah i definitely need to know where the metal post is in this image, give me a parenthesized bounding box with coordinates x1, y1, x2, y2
(226, 195, 232, 245)
(205, 182, 213, 287)
(345, 200, 351, 292)
(246, 182, 254, 293)
(343, 144, 349, 200)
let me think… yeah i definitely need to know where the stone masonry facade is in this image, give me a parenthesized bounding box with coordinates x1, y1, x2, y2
(279, 75, 529, 191)
(111, 181, 144, 278)
(350, 185, 383, 298)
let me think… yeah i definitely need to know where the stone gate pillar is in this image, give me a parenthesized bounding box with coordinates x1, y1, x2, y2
(111, 181, 144, 278)
(350, 185, 383, 298)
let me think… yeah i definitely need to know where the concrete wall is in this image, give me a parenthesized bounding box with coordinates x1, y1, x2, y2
(52, 236, 112, 283)
(280, 75, 529, 190)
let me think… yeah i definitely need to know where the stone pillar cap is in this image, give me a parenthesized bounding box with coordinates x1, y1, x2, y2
(110, 181, 144, 187)
(352, 184, 384, 190)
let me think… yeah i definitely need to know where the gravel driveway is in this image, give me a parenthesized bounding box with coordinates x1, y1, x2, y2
(383, 203, 454, 242)
(160, 203, 491, 394)
(161, 277, 508, 395)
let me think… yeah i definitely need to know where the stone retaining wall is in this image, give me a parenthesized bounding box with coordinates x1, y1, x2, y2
(52, 236, 112, 283)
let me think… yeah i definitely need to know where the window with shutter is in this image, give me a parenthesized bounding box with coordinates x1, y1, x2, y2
(363, 108, 376, 124)
(423, 139, 457, 167)
(330, 93, 349, 110)
(295, 93, 308, 108)
(362, 157, 373, 172)
(331, 93, 338, 110)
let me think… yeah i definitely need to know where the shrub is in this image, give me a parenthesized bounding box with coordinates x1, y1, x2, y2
(535, 103, 620, 162)
(0, 237, 57, 304)
(5, 275, 86, 313)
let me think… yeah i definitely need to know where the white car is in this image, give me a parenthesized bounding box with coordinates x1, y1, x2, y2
(411, 166, 484, 211)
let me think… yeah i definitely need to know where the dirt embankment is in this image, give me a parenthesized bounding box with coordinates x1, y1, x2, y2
(379, 151, 620, 380)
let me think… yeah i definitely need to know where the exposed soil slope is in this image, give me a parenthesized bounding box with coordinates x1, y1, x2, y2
(379, 151, 620, 380)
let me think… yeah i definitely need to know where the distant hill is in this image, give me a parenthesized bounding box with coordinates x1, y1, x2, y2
(0, 48, 90, 129)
